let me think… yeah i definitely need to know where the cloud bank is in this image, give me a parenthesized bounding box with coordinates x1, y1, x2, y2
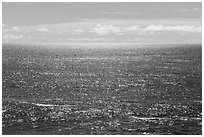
(144, 25, 201, 33)
(91, 24, 122, 35)
(2, 19, 202, 43)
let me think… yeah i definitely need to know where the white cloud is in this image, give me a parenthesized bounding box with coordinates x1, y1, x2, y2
(192, 8, 201, 11)
(144, 25, 164, 31)
(72, 28, 84, 34)
(102, 11, 140, 15)
(125, 26, 140, 31)
(28, 36, 32, 39)
(2, 23, 7, 27)
(144, 24, 201, 33)
(165, 25, 201, 33)
(12, 26, 19, 31)
(91, 24, 122, 35)
(65, 37, 114, 41)
(37, 28, 49, 32)
(3, 34, 24, 39)
(113, 12, 123, 14)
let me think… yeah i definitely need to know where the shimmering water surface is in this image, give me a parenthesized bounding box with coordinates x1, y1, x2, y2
(2, 44, 202, 135)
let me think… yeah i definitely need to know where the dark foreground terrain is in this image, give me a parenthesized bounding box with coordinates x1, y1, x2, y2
(2, 44, 202, 135)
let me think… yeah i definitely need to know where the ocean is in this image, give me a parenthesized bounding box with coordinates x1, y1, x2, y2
(2, 43, 202, 135)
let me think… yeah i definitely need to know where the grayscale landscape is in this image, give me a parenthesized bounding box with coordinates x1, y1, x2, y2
(2, 2, 202, 135)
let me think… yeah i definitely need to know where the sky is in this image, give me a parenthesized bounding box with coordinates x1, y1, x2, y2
(2, 2, 202, 44)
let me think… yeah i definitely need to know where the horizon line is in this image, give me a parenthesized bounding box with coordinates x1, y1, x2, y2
(2, 42, 202, 45)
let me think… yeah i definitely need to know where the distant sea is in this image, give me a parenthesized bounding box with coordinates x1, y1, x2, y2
(2, 43, 202, 135)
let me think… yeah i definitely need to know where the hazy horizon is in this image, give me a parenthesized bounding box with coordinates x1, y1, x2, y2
(2, 2, 202, 44)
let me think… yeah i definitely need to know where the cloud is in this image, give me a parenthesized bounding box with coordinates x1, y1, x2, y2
(91, 24, 122, 35)
(3, 34, 24, 39)
(72, 28, 84, 34)
(101, 11, 140, 15)
(12, 26, 19, 31)
(144, 25, 165, 31)
(125, 26, 140, 31)
(65, 37, 114, 41)
(2, 19, 201, 44)
(144, 24, 201, 33)
(2, 23, 8, 27)
(193, 8, 201, 11)
(37, 28, 49, 32)
(165, 25, 201, 33)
